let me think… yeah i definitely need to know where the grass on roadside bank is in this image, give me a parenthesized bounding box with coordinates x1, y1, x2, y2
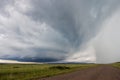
(0, 63, 97, 80)
(111, 62, 120, 68)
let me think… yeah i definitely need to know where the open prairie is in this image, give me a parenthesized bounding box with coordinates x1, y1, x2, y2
(0, 63, 97, 80)
(40, 64, 120, 80)
(1, 63, 120, 80)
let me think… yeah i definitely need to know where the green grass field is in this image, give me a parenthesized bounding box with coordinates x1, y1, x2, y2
(0, 63, 97, 80)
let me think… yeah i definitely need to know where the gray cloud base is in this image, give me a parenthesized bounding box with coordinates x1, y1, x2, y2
(0, 0, 120, 63)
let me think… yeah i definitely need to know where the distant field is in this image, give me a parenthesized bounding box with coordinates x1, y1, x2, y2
(0, 63, 97, 80)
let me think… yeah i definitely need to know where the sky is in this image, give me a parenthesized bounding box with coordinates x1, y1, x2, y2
(0, 0, 120, 63)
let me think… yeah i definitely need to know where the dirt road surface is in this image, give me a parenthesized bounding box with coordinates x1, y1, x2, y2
(39, 65, 120, 80)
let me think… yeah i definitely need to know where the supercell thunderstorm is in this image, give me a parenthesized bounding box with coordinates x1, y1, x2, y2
(0, 0, 120, 63)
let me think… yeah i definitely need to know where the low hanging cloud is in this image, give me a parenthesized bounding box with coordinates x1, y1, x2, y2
(0, 0, 120, 63)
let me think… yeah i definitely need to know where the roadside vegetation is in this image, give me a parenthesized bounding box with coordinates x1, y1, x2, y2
(111, 62, 120, 68)
(0, 63, 97, 80)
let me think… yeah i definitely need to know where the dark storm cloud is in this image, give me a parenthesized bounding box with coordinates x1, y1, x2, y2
(27, 0, 120, 51)
(0, 0, 120, 63)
